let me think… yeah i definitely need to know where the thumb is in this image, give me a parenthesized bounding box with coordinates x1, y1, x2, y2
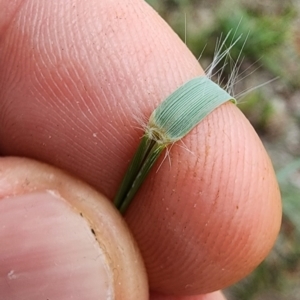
(0, 157, 148, 300)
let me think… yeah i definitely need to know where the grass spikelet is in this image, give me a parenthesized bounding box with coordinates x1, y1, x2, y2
(114, 28, 275, 214)
(114, 40, 238, 213)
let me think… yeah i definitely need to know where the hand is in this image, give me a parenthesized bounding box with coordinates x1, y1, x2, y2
(0, 0, 281, 299)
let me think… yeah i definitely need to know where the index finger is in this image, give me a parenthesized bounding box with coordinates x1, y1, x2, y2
(0, 0, 281, 295)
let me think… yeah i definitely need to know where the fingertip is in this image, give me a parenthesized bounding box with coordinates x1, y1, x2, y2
(125, 102, 281, 294)
(0, 157, 148, 299)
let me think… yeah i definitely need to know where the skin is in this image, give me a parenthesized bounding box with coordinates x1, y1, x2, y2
(0, 0, 282, 299)
(0, 157, 148, 299)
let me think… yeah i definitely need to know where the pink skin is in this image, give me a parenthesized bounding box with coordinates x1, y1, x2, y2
(0, 0, 281, 299)
(0, 158, 148, 299)
(0, 193, 114, 300)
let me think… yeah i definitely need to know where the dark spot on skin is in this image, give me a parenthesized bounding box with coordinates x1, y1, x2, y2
(91, 228, 96, 235)
(80, 212, 83, 217)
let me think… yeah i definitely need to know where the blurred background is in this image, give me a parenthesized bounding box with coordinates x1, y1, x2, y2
(145, 0, 300, 299)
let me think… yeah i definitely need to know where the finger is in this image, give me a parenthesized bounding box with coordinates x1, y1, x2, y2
(0, 0, 281, 295)
(150, 290, 226, 300)
(0, 157, 148, 300)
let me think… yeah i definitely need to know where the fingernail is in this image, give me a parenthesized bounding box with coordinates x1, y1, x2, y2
(0, 191, 114, 300)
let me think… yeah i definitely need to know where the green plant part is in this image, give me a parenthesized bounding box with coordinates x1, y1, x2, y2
(114, 76, 236, 214)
